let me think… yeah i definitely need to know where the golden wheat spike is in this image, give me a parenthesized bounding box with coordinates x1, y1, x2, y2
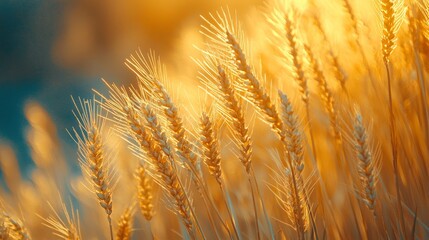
(115, 207, 134, 240)
(380, 0, 407, 63)
(0, 218, 9, 239)
(283, 13, 309, 104)
(197, 57, 252, 173)
(353, 113, 379, 215)
(108, 93, 195, 237)
(70, 97, 114, 240)
(303, 44, 342, 143)
(140, 103, 175, 162)
(278, 91, 304, 174)
(136, 165, 154, 221)
(201, 9, 285, 141)
(1, 212, 31, 240)
(339, 0, 359, 34)
(199, 112, 223, 186)
(277, 91, 309, 237)
(126, 52, 199, 170)
(268, 4, 308, 104)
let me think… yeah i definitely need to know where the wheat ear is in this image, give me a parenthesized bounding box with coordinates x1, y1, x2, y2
(380, 0, 407, 234)
(1, 213, 31, 240)
(99, 83, 198, 237)
(336, 0, 377, 92)
(71, 97, 113, 240)
(198, 58, 253, 174)
(198, 57, 277, 240)
(126, 52, 198, 168)
(140, 103, 175, 162)
(199, 111, 243, 240)
(0, 217, 9, 239)
(353, 114, 378, 215)
(201, 10, 284, 141)
(225, 30, 284, 139)
(381, 0, 406, 63)
(303, 44, 341, 143)
(116, 207, 134, 240)
(284, 12, 308, 103)
(278, 91, 309, 238)
(199, 112, 223, 186)
(136, 165, 154, 221)
(122, 102, 195, 237)
(278, 91, 304, 175)
(340, 0, 359, 34)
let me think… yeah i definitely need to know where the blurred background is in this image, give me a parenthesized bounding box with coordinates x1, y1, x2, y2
(0, 0, 263, 174)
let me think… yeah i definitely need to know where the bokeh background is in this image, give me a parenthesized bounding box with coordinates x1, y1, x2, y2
(0, 0, 262, 174)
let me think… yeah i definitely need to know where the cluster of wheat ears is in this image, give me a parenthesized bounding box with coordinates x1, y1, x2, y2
(1, 0, 429, 239)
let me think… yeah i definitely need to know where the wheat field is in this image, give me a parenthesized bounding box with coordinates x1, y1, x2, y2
(1, 0, 429, 239)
